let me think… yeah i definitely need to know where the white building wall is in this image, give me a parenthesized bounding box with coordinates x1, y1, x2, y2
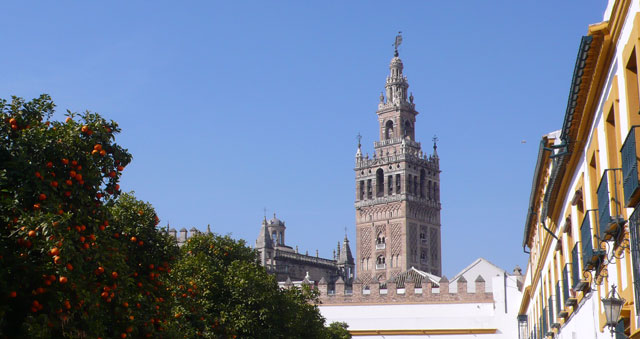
(449, 258, 506, 293)
(319, 275, 521, 338)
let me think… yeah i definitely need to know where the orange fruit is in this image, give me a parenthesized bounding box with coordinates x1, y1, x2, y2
(39, 193, 46, 201)
(59, 276, 68, 284)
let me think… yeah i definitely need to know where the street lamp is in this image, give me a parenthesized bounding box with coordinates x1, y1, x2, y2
(517, 314, 528, 339)
(601, 285, 626, 338)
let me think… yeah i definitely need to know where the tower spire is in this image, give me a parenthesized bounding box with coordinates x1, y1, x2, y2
(433, 135, 439, 158)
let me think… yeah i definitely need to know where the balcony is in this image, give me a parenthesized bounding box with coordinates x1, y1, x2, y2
(376, 242, 386, 250)
(542, 308, 548, 337)
(556, 281, 568, 318)
(376, 263, 386, 270)
(581, 214, 605, 272)
(548, 296, 559, 329)
(571, 246, 588, 292)
(597, 170, 625, 241)
(563, 263, 577, 307)
(621, 125, 640, 207)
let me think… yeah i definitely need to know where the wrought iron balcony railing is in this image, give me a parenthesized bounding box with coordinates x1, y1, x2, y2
(555, 282, 563, 317)
(563, 263, 577, 307)
(581, 213, 605, 271)
(597, 170, 625, 241)
(621, 125, 640, 207)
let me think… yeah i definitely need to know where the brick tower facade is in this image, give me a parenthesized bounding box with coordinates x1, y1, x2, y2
(355, 42, 441, 283)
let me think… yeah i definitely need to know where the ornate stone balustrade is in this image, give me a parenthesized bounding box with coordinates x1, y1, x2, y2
(374, 137, 420, 149)
(275, 250, 337, 268)
(355, 152, 438, 170)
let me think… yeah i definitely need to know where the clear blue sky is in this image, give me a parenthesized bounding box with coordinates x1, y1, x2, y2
(1, 1, 607, 277)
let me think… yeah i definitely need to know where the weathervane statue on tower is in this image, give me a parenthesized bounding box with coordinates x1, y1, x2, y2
(394, 31, 402, 57)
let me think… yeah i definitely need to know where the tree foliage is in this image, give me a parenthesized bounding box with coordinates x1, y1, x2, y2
(167, 233, 349, 338)
(0, 95, 349, 338)
(0, 95, 176, 338)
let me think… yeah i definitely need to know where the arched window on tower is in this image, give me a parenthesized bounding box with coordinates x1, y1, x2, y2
(376, 232, 385, 249)
(376, 255, 386, 269)
(396, 174, 401, 194)
(387, 175, 393, 195)
(413, 176, 418, 196)
(376, 169, 384, 197)
(420, 169, 426, 198)
(404, 121, 413, 138)
(428, 181, 432, 200)
(271, 231, 277, 244)
(385, 120, 394, 140)
(407, 174, 412, 194)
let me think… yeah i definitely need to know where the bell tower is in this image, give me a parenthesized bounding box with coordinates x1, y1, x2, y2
(355, 34, 442, 283)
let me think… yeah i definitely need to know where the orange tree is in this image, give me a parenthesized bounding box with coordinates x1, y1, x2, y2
(104, 192, 178, 338)
(0, 95, 176, 338)
(167, 233, 346, 339)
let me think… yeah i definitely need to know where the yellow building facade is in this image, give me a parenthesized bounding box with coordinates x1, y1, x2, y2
(519, 0, 640, 338)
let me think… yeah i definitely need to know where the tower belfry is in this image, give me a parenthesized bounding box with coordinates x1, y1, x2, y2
(355, 35, 442, 283)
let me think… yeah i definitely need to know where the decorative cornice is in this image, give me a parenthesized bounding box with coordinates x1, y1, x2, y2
(355, 194, 440, 209)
